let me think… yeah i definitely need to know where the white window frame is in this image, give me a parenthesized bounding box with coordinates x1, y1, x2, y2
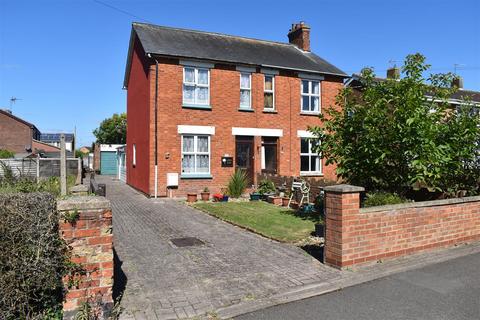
(240, 72, 252, 109)
(181, 135, 211, 176)
(182, 67, 210, 106)
(132, 144, 136, 167)
(300, 138, 322, 175)
(264, 75, 275, 110)
(301, 79, 321, 113)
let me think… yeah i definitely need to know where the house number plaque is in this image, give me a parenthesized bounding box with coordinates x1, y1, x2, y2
(221, 157, 233, 167)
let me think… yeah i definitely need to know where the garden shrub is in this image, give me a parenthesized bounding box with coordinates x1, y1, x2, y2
(227, 169, 248, 198)
(0, 149, 15, 158)
(363, 192, 409, 207)
(0, 192, 68, 319)
(257, 179, 276, 195)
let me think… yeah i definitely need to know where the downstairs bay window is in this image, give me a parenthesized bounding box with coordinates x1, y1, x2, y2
(300, 138, 322, 175)
(181, 135, 210, 176)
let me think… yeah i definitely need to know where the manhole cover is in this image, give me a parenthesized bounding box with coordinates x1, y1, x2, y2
(170, 237, 205, 247)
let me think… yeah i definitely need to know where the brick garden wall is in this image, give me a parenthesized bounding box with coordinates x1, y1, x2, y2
(57, 196, 113, 317)
(324, 185, 480, 269)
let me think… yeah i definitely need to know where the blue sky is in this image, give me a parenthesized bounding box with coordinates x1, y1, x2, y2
(1, 0, 479, 147)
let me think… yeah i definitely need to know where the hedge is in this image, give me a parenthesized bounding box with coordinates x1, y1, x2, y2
(0, 192, 67, 319)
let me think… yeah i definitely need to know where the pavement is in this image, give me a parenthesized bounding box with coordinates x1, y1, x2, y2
(95, 176, 480, 320)
(235, 252, 480, 320)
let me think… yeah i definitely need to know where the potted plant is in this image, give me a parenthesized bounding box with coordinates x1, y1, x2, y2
(187, 193, 197, 203)
(258, 179, 276, 201)
(315, 223, 325, 237)
(201, 187, 210, 201)
(213, 193, 223, 202)
(281, 196, 290, 206)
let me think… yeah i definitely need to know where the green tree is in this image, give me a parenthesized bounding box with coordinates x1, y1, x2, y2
(93, 113, 126, 144)
(310, 53, 480, 196)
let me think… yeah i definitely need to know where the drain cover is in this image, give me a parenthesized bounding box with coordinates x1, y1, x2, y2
(170, 237, 205, 247)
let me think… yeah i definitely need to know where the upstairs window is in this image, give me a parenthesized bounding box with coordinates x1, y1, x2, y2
(183, 67, 210, 106)
(264, 75, 275, 110)
(301, 80, 320, 113)
(300, 138, 321, 175)
(240, 73, 252, 109)
(181, 135, 210, 175)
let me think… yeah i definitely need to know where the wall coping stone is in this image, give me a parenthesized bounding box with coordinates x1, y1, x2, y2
(57, 196, 111, 211)
(360, 195, 480, 213)
(323, 184, 365, 194)
(70, 185, 89, 192)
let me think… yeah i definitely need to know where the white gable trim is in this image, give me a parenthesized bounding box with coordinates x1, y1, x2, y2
(178, 125, 215, 135)
(297, 130, 315, 138)
(100, 144, 125, 152)
(232, 127, 283, 137)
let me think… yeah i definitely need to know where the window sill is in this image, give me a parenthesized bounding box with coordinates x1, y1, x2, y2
(300, 172, 323, 177)
(238, 107, 254, 112)
(300, 112, 321, 116)
(263, 109, 277, 114)
(180, 174, 213, 179)
(182, 104, 212, 110)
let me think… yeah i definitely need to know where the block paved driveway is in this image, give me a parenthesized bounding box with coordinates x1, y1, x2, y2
(98, 176, 341, 319)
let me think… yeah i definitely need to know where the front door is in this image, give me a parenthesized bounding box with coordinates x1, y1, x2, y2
(235, 136, 254, 185)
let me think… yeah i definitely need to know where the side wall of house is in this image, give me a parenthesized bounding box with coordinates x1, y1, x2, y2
(149, 59, 342, 197)
(0, 112, 33, 153)
(126, 37, 151, 194)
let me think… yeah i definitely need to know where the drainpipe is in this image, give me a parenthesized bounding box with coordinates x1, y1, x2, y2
(149, 55, 159, 198)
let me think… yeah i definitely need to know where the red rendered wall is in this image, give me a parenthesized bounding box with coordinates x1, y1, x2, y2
(126, 37, 151, 194)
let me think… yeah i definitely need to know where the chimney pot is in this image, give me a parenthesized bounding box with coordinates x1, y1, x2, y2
(288, 21, 311, 51)
(386, 67, 400, 79)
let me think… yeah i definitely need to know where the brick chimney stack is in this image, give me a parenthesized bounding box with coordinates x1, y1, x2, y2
(452, 76, 463, 89)
(386, 67, 400, 79)
(288, 22, 311, 51)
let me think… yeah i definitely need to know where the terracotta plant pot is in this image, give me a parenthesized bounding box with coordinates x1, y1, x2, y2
(187, 193, 197, 203)
(282, 197, 290, 206)
(268, 196, 282, 206)
(200, 192, 210, 201)
(290, 201, 299, 210)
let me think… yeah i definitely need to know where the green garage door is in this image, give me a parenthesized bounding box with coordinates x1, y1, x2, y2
(100, 151, 117, 175)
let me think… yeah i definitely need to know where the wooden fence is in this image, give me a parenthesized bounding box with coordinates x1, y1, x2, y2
(0, 158, 81, 180)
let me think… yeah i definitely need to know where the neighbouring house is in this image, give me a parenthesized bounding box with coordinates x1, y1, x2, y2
(0, 109, 41, 154)
(93, 144, 124, 175)
(124, 22, 347, 197)
(39, 133, 75, 152)
(346, 68, 480, 107)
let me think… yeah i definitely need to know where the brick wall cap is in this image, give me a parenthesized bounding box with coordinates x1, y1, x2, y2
(360, 195, 480, 213)
(323, 184, 365, 193)
(57, 196, 111, 211)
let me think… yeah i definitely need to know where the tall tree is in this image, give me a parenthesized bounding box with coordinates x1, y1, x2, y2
(93, 113, 126, 144)
(310, 54, 480, 196)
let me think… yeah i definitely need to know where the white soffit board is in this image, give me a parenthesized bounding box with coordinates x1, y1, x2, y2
(177, 125, 215, 135)
(100, 144, 125, 152)
(179, 60, 214, 69)
(297, 130, 315, 138)
(232, 127, 283, 137)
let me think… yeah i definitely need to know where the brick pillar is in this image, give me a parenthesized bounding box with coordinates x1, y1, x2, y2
(57, 196, 113, 319)
(323, 184, 364, 269)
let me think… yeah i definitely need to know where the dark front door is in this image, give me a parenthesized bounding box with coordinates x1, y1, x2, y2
(235, 136, 254, 185)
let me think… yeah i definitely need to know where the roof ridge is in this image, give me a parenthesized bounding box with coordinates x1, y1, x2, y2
(133, 22, 296, 48)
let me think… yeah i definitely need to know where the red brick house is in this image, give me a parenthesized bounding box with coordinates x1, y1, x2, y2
(124, 22, 347, 197)
(0, 109, 41, 154)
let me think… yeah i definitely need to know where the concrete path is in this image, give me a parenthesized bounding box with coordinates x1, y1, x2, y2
(99, 176, 341, 319)
(236, 252, 480, 320)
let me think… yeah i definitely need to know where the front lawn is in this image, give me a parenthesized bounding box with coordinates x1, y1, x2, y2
(193, 201, 320, 243)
